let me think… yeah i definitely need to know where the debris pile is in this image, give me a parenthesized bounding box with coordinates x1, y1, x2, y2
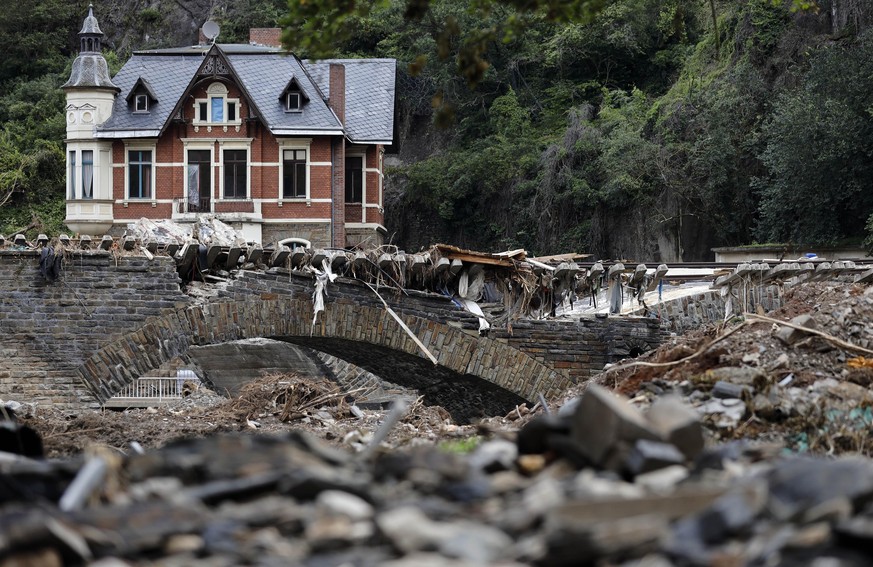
(591, 282, 873, 455)
(6, 385, 873, 565)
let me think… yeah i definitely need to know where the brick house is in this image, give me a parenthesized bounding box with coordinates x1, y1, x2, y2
(62, 6, 395, 248)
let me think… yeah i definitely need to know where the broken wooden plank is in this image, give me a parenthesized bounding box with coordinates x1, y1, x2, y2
(529, 252, 592, 263)
(441, 251, 514, 268)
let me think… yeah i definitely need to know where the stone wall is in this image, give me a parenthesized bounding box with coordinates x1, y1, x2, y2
(0, 251, 668, 412)
(632, 286, 783, 334)
(0, 250, 190, 409)
(221, 270, 667, 386)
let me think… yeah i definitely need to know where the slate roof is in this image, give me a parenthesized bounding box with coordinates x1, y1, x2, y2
(228, 53, 342, 135)
(96, 44, 396, 144)
(62, 54, 119, 91)
(79, 6, 102, 35)
(306, 59, 396, 144)
(98, 55, 204, 135)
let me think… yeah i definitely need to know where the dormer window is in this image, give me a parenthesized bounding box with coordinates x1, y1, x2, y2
(194, 82, 241, 125)
(286, 92, 301, 112)
(126, 78, 158, 114)
(279, 76, 309, 113)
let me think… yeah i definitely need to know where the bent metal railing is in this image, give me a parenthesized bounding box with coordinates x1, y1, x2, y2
(104, 377, 198, 407)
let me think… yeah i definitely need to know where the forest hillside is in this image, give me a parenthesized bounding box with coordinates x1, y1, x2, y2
(1, 0, 871, 260)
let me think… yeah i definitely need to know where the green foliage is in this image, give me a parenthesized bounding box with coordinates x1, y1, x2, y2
(754, 29, 873, 246)
(280, 0, 605, 86)
(214, 0, 287, 43)
(0, 0, 84, 84)
(437, 436, 481, 453)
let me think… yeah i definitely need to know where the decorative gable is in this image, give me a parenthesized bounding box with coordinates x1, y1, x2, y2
(278, 76, 309, 112)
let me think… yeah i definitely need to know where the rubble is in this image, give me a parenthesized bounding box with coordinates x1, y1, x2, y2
(4, 271, 873, 563)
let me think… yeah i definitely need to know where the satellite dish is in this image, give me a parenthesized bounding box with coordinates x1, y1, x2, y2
(202, 21, 220, 43)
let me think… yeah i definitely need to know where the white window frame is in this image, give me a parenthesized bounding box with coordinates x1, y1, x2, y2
(184, 142, 214, 212)
(285, 92, 302, 112)
(218, 141, 251, 201)
(123, 142, 157, 202)
(278, 139, 311, 203)
(193, 82, 241, 126)
(134, 94, 149, 113)
(68, 150, 77, 199)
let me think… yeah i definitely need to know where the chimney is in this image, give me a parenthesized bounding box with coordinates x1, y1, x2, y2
(249, 28, 282, 48)
(198, 28, 208, 45)
(329, 63, 346, 247)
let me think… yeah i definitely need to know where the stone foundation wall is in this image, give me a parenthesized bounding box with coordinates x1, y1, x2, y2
(262, 223, 331, 248)
(0, 250, 190, 409)
(632, 286, 783, 334)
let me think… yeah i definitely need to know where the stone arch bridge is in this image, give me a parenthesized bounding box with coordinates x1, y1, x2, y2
(0, 250, 666, 419)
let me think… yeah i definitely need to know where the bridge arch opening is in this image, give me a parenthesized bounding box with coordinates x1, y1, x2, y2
(76, 298, 565, 422)
(185, 337, 527, 423)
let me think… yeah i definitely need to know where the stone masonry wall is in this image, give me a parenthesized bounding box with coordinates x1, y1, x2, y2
(631, 286, 783, 334)
(0, 250, 190, 409)
(222, 270, 667, 386)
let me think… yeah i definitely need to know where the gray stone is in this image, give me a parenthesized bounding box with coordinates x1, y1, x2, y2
(315, 489, 374, 521)
(625, 439, 687, 476)
(646, 396, 705, 461)
(697, 398, 747, 428)
(707, 366, 763, 385)
(570, 385, 660, 465)
(712, 380, 752, 399)
(468, 439, 517, 473)
(437, 522, 513, 563)
(376, 506, 455, 554)
(775, 313, 818, 346)
(634, 465, 690, 493)
(768, 458, 873, 521)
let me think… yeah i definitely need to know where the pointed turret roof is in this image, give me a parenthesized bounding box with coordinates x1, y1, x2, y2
(62, 4, 118, 91)
(79, 4, 103, 35)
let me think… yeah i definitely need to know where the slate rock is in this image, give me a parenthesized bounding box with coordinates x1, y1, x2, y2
(625, 439, 686, 476)
(570, 385, 660, 466)
(775, 313, 817, 346)
(646, 396, 705, 461)
(767, 458, 873, 521)
(516, 414, 571, 456)
(712, 380, 752, 399)
(468, 439, 517, 473)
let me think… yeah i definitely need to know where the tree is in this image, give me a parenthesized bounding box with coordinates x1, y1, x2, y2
(753, 29, 873, 246)
(279, 0, 606, 87)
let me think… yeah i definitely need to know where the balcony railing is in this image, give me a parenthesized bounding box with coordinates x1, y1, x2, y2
(176, 197, 212, 214)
